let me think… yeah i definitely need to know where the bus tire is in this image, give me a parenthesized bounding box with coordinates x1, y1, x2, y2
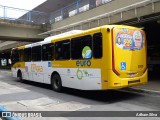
(17, 71, 22, 81)
(51, 74, 63, 92)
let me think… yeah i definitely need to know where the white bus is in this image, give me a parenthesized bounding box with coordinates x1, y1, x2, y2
(11, 25, 148, 92)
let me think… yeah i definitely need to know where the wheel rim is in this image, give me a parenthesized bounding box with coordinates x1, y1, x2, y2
(54, 77, 59, 89)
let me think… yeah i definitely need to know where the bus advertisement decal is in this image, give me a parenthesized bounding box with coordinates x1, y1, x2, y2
(115, 28, 145, 50)
(76, 68, 94, 80)
(82, 46, 92, 59)
(25, 66, 28, 72)
(76, 68, 83, 80)
(31, 64, 43, 72)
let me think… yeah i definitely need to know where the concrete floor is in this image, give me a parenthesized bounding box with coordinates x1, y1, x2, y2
(0, 70, 160, 120)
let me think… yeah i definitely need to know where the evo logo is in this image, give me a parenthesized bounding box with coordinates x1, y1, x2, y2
(76, 60, 91, 67)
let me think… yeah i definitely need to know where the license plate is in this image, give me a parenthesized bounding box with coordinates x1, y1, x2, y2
(128, 80, 140, 84)
(129, 73, 136, 77)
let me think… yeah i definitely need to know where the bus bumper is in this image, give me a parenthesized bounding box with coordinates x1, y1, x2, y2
(102, 69, 148, 90)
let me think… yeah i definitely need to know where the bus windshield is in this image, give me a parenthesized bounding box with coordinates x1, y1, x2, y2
(11, 49, 19, 64)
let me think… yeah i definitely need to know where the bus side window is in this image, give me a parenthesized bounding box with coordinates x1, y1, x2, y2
(42, 43, 54, 61)
(71, 35, 92, 59)
(24, 48, 31, 62)
(31, 46, 41, 61)
(55, 40, 70, 60)
(93, 33, 102, 58)
(71, 37, 82, 59)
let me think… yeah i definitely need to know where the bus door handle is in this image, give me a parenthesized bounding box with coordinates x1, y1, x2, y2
(70, 77, 74, 78)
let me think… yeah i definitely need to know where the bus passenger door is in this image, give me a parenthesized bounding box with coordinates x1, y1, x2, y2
(31, 46, 44, 83)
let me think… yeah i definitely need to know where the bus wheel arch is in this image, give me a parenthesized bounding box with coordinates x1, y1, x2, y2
(17, 70, 22, 81)
(51, 72, 63, 92)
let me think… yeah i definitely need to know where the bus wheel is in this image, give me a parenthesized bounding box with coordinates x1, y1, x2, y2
(18, 71, 22, 81)
(51, 74, 62, 92)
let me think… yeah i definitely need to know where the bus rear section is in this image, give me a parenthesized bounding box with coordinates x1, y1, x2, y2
(106, 26, 147, 89)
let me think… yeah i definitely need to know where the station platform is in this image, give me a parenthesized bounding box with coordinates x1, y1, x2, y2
(123, 79, 160, 96)
(133, 80, 160, 91)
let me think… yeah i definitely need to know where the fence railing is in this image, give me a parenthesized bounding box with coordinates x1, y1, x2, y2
(0, 5, 49, 24)
(0, 0, 113, 24)
(50, 0, 112, 23)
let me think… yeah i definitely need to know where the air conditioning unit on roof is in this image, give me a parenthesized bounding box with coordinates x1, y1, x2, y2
(44, 30, 83, 41)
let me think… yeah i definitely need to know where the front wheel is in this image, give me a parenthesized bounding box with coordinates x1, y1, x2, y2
(17, 71, 22, 81)
(51, 74, 63, 92)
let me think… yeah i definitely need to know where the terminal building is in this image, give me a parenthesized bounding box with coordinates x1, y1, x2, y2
(0, 0, 160, 80)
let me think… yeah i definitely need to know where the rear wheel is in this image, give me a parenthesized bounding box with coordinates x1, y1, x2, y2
(51, 74, 63, 92)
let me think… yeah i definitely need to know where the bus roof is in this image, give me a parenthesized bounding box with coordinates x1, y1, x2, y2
(23, 30, 83, 48)
(44, 30, 83, 42)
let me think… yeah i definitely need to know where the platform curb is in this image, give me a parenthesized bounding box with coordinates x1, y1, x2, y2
(122, 87, 160, 96)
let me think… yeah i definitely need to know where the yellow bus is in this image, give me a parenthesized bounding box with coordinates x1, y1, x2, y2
(11, 25, 147, 92)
